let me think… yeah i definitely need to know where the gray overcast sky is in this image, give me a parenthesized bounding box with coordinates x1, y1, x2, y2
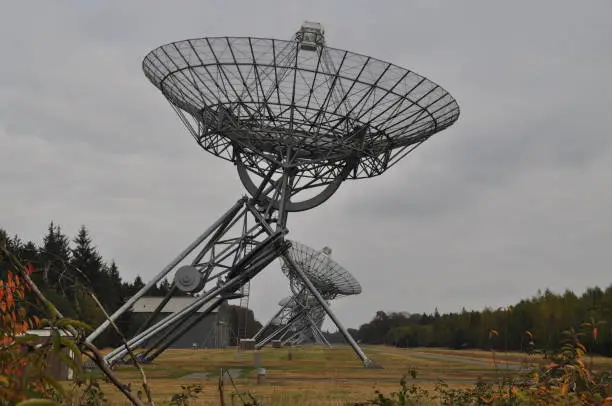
(1, 1, 611, 331)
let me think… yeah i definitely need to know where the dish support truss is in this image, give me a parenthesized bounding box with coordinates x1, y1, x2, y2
(86, 194, 375, 368)
(253, 293, 331, 348)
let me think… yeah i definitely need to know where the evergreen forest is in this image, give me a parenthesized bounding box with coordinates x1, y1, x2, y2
(0, 223, 260, 348)
(2, 223, 611, 357)
(352, 288, 611, 356)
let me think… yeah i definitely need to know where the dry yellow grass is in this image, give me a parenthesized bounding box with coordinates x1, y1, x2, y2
(77, 345, 536, 405)
(418, 347, 612, 370)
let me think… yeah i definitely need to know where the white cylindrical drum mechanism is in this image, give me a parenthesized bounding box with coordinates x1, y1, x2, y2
(174, 265, 205, 293)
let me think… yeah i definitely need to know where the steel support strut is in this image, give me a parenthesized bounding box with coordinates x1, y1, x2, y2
(143, 293, 241, 363)
(144, 297, 224, 362)
(105, 228, 288, 364)
(89, 160, 376, 366)
(282, 255, 377, 368)
(252, 305, 286, 342)
(312, 324, 332, 347)
(86, 197, 247, 344)
(255, 309, 306, 349)
(133, 206, 241, 339)
(303, 311, 331, 346)
(106, 293, 224, 363)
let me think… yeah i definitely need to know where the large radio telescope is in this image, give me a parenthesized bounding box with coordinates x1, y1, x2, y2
(87, 22, 459, 369)
(142, 21, 459, 211)
(254, 241, 362, 348)
(281, 241, 361, 298)
(271, 294, 329, 347)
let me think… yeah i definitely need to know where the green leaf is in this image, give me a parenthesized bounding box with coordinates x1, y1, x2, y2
(51, 329, 61, 352)
(43, 300, 60, 320)
(42, 374, 66, 399)
(37, 318, 53, 328)
(14, 334, 42, 344)
(59, 336, 82, 358)
(56, 318, 91, 331)
(15, 399, 61, 406)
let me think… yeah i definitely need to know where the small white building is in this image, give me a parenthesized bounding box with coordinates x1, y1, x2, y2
(25, 329, 76, 380)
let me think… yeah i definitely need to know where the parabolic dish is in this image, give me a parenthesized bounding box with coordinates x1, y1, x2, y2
(281, 240, 361, 297)
(278, 295, 320, 308)
(142, 35, 459, 179)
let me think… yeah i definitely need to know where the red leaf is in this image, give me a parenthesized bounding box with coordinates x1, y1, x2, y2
(24, 263, 35, 275)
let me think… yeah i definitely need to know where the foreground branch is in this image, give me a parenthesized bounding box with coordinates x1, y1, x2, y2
(82, 342, 145, 406)
(0, 244, 145, 406)
(89, 292, 154, 405)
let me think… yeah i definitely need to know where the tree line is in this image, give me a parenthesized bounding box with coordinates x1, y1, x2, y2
(0, 223, 260, 348)
(6, 222, 609, 355)
(354, 285, 612, 356)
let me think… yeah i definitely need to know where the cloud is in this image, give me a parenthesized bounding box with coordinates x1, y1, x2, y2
(1, 0, 612, 337)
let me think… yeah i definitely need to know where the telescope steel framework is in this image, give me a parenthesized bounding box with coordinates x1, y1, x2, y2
(256, 294, 330, 348)
(253, 241, 362, 348)
(85, 22, 459, 368)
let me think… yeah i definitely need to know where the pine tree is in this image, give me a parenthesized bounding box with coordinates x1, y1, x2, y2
(106, 261, 124, 308)
(19, 241, 39, 267)
(70, 225, 122, 326)
(71, 225, 104, 285)
(158, 278, 172, 296)
(40, 222, 71, 289)
(108, 261, 121, 282)
(132, 275, 145, 294)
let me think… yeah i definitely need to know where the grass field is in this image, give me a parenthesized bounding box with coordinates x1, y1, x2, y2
(83, 345, 612, 405)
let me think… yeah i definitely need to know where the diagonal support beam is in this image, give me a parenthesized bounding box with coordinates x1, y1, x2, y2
(86, 197, 248, 344)
(105, 230, 289, 364)
(282, 254, 379, 368)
